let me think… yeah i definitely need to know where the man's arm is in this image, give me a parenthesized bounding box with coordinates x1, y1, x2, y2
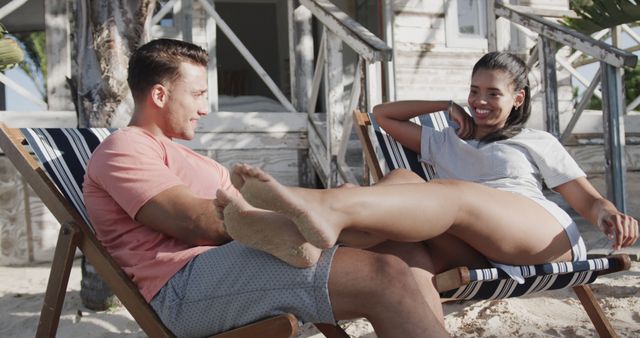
(135, 185, 232, 246)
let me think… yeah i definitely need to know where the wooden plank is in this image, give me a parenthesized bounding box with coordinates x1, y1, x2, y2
(539, 37, 560, 137)
(299, 0, 391, 62)
(195, 112, 307, 133)
(324, 31, 344, 159)
(565, 145, 640, 172)
(44, 0, 72, 111)
(0, 111, 77, 127)
(179, 132, 307, 151)
(495, 2, 637, 68)
(288, 0, 314, 112)
(204, 149, 303, 186)
(205, 0, 219, 112)
(212, 313, 298, 338)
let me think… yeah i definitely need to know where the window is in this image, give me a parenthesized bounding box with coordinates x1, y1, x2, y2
(445, 0, 488, 49)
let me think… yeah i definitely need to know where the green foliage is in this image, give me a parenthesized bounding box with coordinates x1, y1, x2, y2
(564, 0, 640, 34)
(584, 64, 640, 110)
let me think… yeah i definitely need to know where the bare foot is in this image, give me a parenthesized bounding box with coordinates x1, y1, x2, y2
(232, 164, 339, 248)
(216, 189, 322, 268)
(230, 163, 247, 190)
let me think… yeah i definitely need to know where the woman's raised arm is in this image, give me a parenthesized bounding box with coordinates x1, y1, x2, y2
(373, 100, 450, 153)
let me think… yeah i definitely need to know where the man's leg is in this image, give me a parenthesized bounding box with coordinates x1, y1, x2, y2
(328, 247, 449, 338)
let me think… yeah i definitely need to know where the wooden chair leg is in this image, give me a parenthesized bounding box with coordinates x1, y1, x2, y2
(573, 284, 618, 338)
(211, 313, 298, 338)
(315, 323, 350, 338)
(36, 223, 80, 338)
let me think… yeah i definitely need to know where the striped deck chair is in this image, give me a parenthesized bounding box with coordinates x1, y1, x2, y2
(353, 111, 631, 338)
(0, 124, 348, 338)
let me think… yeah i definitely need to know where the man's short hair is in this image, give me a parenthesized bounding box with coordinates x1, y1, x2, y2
(127, 38, 208, 101)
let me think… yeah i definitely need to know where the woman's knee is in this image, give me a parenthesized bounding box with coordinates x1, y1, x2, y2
(379, 168, 425, 185)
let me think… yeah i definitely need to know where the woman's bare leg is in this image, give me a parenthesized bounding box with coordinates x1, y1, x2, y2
(233, 164, 572, 265)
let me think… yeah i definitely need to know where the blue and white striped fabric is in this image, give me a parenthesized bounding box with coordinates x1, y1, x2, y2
(21, 128, 113, 232)
(367, 111, 621, 300)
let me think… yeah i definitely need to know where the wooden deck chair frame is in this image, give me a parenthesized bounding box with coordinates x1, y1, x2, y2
(353, 110, 631, 338)
(0, 124, 349, 338)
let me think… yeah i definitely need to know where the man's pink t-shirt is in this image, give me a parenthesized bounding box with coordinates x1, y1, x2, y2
(83, 126, 237, 302)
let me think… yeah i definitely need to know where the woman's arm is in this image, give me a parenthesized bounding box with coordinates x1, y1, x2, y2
(373, 100, 475, 153)
(554, 177, 638, 250)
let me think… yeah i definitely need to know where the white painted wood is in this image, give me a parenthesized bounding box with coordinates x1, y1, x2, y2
(44, 0, 72, 111)
(196, 112, 307, 133)
(307, 33, 326, 115)
(179, 132, 307, 150)
(0, 0, 28, 20)
(209, 149, 303, 186)
(382, 0, 396, 101)
(151, 0, 178, 26)
(444, 0, 488, 50)
(197, 0, 296, 112)
(204, 0, 218, 112)
(299, 0, 391, 62)
(0, 111, 77, 127)
(288, 0, 314, 112)
(365, 61, 382, 113)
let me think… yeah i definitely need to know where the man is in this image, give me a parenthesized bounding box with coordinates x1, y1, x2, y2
(83, 38, 448, 338)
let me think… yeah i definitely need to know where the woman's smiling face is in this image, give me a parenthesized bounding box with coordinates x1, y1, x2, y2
(467, 68, 525, 139)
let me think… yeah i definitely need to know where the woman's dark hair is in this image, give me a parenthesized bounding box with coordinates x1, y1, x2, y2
(471, 51, 531, 143)
(127, 38, 208, 101)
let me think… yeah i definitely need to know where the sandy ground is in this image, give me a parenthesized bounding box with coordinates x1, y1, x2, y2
(1, 259, 638, 338)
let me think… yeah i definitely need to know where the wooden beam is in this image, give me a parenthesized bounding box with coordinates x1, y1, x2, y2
(539, 37, 560, 137)
(324, 29, 344, 187)
(205, 0, 218, 112)
(299, 0, 391, 62)
(495, 2, 637, 68)
(0, 0, 28, 20)
(288, 0, 314, 112)
(45, 0, 73, 111)
(197, 0, 296, 112)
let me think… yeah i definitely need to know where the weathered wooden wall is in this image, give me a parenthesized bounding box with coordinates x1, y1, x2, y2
(391, 0, 575, 131)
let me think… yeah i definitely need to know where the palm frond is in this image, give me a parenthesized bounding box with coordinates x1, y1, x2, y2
(564, 0, 640, 34)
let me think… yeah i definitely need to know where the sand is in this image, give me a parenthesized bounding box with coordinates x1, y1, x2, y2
(1, 259, 638, 337)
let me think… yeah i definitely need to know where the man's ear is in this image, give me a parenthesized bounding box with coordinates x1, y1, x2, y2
(151, 84, 167, 108)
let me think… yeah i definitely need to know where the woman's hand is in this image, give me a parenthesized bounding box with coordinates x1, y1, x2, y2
(596, 208, 638, 250)
(449, 102, 476, 139)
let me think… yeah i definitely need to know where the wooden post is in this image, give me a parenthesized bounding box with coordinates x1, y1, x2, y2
(288, 0, 314, 112)
(538, 37, 560, 137)
(486, 0, 498, 52)
(45, 0, 73, 111)
(382, 0, 395, 101)
(601, 61, 627, 212)
(205, 0, 218, 112)
(178, 0, 193, 42)
(323, 29, 344, 187)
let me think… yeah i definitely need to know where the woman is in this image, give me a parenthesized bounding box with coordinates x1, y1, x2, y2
(215, 52, 637, 319)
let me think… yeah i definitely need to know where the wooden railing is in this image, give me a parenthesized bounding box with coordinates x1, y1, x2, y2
(488, 0, 638, 212)
(297, 0, 392, 187)
(152, 0, 393, 187)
